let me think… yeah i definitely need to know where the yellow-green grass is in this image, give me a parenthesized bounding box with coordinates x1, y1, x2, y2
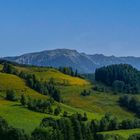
(0, 72, 48, 100)
(0, 64, 3, 71)
(0, 96, 137, 135)
(0, 98, 97, 133)
(60, 85, 136, 120)
(0, 99, 59, 133)
(15, 66, 90, 86)
(0, 65, 136, 122)
(99, 129, 140, 139)
(59, 103, 102, 120)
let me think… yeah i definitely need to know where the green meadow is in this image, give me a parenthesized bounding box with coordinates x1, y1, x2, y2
(0, 63, 139, 139)
(99, 129, 140, 139)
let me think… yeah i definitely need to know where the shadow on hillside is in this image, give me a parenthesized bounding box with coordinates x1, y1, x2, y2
(11, 104, 22, 107)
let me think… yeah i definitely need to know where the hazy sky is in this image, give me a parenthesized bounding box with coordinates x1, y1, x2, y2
(0, 0, 140, 57)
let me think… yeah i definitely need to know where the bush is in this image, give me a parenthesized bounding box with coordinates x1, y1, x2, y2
(20, 94, 27, 106)
(96, 134, 125, 140)
(0, 117, 29, 140)
(5, 90, 17, 101)
(20, 96, 54, 114)
(113, 80, 125, 92)
(80, 90, 91, 96)
(93, 85, 106, 92)
(31, 127, 54, 140)
(7, 128, 30, 140)
(129, 134, 140, 140)
(119, 95, 140, 117)
(54, 106, 61, 116)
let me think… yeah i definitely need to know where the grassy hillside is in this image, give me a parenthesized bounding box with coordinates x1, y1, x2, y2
(15, 66, 90, 86)
(0, 72, 48, 100)
(0, 63, 139, 137)
(0, 98, 99, 133)
(0, 65, 97, 132)
(0, 98, 55, 133)
(99, 129, 140, 139)
(12, 65, 136, 120)
(60, 85, 135, 120)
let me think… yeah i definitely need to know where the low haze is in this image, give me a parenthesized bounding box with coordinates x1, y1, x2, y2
(0, 0, 140, 57)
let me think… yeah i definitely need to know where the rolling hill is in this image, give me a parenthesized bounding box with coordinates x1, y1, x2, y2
(14, 65, 89, 86)
(0, 62, 140, 139)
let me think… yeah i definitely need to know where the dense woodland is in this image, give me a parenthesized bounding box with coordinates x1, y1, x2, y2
(95, 64, 140, 94)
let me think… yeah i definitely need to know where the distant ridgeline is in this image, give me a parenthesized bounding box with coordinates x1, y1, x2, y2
(95, 64, 140, 94)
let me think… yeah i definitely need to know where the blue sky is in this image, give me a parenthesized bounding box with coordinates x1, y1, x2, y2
(0, 0, 140, 57)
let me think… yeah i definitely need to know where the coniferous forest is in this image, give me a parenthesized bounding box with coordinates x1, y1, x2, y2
(95, 64, 140, 94)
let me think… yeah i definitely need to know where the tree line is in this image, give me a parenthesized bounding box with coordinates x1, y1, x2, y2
(1, 113, 140, 140)
(4, 91, 62, 116)
(58, 67, 80, 77)
(30, 113, 140, 140)
(119, 95, 140, 117)
(95, 64, 140, 94)
(20, 94, 60, 115)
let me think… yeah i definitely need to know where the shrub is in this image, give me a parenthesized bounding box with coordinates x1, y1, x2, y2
(5, 90, 17, 101)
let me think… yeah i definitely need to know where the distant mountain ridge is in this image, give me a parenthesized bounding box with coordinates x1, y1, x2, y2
(3, 49, 140, 73)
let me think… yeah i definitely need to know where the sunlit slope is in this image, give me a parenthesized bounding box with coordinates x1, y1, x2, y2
(60, 85, 136, 120)
(0, 98, 98, 133)
(0, 99, 57, 133)
(0, 72, 48, 99)
(0, 64, 136, 121)
(13, 65, 136, 120)
(15, 66, 90, 86)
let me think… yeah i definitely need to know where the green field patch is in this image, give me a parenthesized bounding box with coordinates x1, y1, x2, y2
(60, 85, 136, 120)
(99, 128, 140, 139)
(15, 66, 90, 86)
(0, 99, 59, 133)
(0, 98, 98, 132)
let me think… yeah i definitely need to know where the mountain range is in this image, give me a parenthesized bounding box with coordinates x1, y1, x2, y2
(3, 49, 140, 73)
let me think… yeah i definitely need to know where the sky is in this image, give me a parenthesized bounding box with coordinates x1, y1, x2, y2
(0, 0, 140, 57)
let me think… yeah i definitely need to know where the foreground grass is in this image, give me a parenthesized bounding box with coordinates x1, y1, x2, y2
(99, 129, 140, 139)
(0, 98, 98, 133)
(0, 99, 58, 133)
(0, 96, 139, 137)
